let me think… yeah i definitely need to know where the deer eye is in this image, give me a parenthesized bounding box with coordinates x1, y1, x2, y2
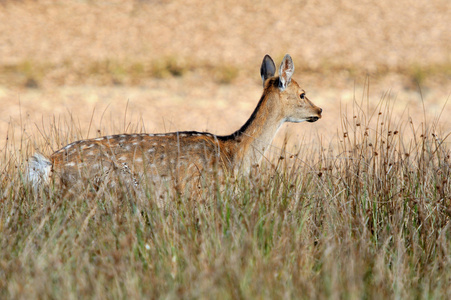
(300, 93, 306, 99)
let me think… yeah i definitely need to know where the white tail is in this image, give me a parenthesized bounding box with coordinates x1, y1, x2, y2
(27, 152, 52, 189)
(28, 54, 322, 191)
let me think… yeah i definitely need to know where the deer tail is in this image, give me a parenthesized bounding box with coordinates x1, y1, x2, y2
(27, 153, 52, 189)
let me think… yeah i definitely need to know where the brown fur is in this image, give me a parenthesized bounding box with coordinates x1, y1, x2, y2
(31, 54, 322, 192)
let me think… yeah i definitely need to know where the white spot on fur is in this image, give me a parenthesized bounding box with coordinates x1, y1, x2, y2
(118, 156, 127, 161)
(94, 137, 104, 141)
(135, 157, 143, 162)
(65, 162, 76, 167)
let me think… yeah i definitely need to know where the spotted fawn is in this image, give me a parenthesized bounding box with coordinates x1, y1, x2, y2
(28, 54, 322, 190)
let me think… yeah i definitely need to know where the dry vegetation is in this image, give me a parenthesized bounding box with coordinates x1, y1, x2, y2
(0, 0, 450, 299)
(1, 93, 450, 299)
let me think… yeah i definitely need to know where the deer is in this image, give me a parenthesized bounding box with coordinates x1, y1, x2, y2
(27, 54, 322, 193)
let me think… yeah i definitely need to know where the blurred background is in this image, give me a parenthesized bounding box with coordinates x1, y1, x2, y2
(0, 0, 450, 152)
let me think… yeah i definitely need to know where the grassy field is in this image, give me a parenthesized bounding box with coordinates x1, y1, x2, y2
(1, 0, 450, 298)
(1, 93, 450, 299)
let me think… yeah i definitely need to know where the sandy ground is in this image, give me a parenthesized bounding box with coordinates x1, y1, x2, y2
(1, 0, 449, 70)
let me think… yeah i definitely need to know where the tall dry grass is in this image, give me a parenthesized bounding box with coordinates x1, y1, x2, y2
(0, 90, 450, 299)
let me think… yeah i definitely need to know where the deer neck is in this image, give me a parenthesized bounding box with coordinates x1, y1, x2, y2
(229, 92, 284, 171)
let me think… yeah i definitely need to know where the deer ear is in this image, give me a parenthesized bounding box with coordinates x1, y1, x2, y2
(278, 54, 294, 91)
(260, 55, 276, 87)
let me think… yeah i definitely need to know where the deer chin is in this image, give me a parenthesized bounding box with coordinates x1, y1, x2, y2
(285, 115, 321, 123)
(306, 116, 320, 123)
